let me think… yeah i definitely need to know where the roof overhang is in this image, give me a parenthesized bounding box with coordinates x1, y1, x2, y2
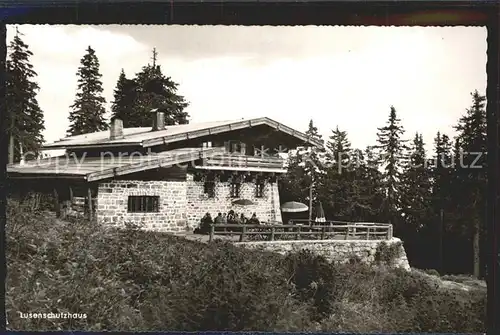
(7, 147, 226, 182)
(40, 117, 323, 151)
(141, 117, 323, 149)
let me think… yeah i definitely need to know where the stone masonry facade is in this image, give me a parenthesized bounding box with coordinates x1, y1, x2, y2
(185, 173, 282, 229)
(96, 172, 282, 232)
(237, 238, 411, 271)
(97, 180, 189, 232)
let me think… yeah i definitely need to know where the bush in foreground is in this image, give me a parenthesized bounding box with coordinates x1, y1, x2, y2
(6, 200, 486, 332)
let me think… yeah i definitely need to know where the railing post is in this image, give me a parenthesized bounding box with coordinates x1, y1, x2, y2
(270, 226, 275, 241)
(209, 224, 214, 242)
(345, 226, 349, 240)
(87, 187, 93, 221)
(321, 226, 325, 240)
(296, 226, 301, 240)
(239, 225, 247, 242)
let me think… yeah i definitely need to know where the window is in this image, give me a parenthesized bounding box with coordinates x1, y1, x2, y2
(255, 182, 264, 198)
(204, 181, 215, 198)
(127, 196, 159, 213)
(230, 182, 240, 198)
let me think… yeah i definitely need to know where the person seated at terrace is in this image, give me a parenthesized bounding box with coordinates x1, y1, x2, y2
(213, 212, 223, 232)
(248, 213, 260, 225)
(214, 212, 223, 224)
(227, 210, 236, 223)
(222, 213, 228, 224)
(199, 212, 213, 234)
(240, 213, 248, 224)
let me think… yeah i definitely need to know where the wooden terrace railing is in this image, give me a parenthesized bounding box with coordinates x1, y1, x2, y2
(204, 154, 285, 170)
(208, 222, 393, 242)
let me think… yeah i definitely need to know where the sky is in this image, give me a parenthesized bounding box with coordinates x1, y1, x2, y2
(6, 25, 487, 153)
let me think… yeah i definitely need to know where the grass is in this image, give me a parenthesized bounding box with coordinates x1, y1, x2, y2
(6, 199, 487, 332)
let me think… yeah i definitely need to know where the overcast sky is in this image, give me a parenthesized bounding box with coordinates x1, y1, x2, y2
(6, 25, 486, 152)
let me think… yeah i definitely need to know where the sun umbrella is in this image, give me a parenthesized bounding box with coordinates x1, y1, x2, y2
(232, 199, 255, 206)
(315, 201, 326, 223)
(281, 201, 308, 213)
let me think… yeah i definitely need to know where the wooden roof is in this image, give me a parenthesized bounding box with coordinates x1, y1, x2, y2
(42, 117, 323, 150)
(7, 147, 225, 182)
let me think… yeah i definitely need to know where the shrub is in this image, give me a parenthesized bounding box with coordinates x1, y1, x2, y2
(6, 199, 486, 333)
(374, 241, 402, 265)
(6, 200, 311, 331)
(411, 288, 486, 333)
(283, 250, 337, 320)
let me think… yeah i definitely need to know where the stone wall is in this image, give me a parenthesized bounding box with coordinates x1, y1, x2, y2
(186, 173, 282, 229)
(237, 237, 411, 271)
(97, 180, 189, 232)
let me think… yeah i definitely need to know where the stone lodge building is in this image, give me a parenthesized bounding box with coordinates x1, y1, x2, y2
(7, 111, 322, 232)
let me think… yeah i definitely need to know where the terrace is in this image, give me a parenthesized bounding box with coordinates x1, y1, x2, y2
(207, 222, 394, 242)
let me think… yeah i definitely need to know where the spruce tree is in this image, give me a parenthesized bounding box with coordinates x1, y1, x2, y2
(325, 126, 351, 171)
(374, 106, 408, 225)
(110, 69, 139, 127)
(348, 147, 386, 221)
(279, 153, 309, 204)
(6, 28, 45, 163)
(279, 120, 325, 221)
(320, 126, 353, 219)
(133, 48, 190, 127)
(452, 90, 487, 278)
(430, 131, 455, 272)
(431, 132, 454, 221)
(67, 46, 108, 136)
(400, 133, 433, 233)
(361, 146, 387, 221)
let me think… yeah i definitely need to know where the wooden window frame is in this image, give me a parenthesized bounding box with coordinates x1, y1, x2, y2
(203, 180, 215, 198)
(127, 195, 160, 213)
(255, 181, 264, 198)
(230, 182, 240, 198)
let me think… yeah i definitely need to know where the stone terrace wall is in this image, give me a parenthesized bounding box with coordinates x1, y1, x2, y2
(186, 173, 282, 229)
(97, 180, 189, 232)
(237, 238, 411, 271)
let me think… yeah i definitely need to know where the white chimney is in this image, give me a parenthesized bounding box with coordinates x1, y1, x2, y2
(151, 108, 165, 131)
(110, 117, 124, 140)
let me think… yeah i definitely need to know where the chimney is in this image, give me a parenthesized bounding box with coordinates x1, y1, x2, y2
(151, 108, 165, 131)
(110, 117, 124, 140)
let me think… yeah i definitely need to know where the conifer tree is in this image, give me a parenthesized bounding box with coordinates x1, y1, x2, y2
(279, 153, 309, 204)
(431, 132, 454, 220)
(133, 48, 190, 127)
(360, 146, 387, 220)
(6, 28, 45, 163)
(325, 126, 351, 170)
(428, 131, 455, 272)
(452, 90, 487, 278)
(67, 46, 108, 136)
(110, 69, 139, 127)
(400, 133, 433, 233)
(374, 106, 408, 225)
(349, 147, 386, 221)
(319, 126, 353, 219)
(319, 144, 386, 222)
(279, 120, 325, 219)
